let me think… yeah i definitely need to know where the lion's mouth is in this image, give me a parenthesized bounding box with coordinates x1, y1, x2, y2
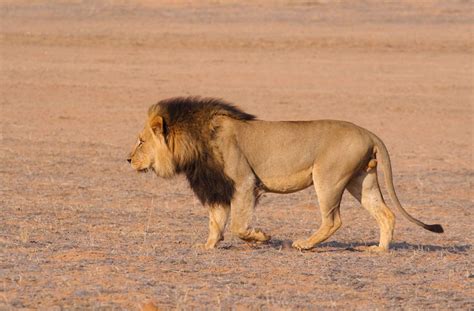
(137, 168, 149, 173)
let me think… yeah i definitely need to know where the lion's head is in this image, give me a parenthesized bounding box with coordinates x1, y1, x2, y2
(127, 111, 176, 178)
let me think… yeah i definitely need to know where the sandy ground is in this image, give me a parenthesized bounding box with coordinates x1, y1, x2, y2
(1, 0, 473, 309)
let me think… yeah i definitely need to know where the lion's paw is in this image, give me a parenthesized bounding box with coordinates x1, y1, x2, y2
(360, 245, 388, 253)
(238, 229, 271, 243)
(252, 229, 271, 242)
(292, 239, 315, 251)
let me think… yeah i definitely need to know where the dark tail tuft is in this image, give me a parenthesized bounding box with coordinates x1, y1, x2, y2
(425, 224, 444, 233)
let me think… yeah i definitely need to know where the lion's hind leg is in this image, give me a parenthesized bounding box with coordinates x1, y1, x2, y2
(195, 204, 230, 250)
(292, 181, 344, 251)
(347, 170, 395, 252)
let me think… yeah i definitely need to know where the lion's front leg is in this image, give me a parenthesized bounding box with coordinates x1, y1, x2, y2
(196, 204, 230, 250)
(230, 178, 271, 243)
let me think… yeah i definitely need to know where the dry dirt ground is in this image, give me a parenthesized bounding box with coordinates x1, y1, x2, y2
(1, 0, 473, 309)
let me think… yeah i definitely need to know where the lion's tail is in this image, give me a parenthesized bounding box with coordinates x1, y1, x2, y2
(371, 133, 444, 234)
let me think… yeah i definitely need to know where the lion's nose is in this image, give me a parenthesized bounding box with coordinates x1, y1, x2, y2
(127, 158, 131, 163)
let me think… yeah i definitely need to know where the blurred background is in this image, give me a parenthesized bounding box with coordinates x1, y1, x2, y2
(1, 1, 472, 309)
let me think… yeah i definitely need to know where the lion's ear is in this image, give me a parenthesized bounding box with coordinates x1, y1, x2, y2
(149, 115, 165, 135)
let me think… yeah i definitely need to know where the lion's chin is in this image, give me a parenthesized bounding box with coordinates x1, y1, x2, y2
(137, 167, 149, 173)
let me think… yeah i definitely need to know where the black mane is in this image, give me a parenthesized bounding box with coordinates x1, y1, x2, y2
(157, 96, 256, 125)
(154, 97, 256, 206)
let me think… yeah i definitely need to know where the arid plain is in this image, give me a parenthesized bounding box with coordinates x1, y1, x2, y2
(1, 0, 473, 309)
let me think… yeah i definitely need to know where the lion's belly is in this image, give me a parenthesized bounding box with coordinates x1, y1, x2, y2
(257, 166, 314, 193)
(233, 119, 366, 193)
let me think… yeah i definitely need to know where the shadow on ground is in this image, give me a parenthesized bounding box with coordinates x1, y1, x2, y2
(256, 239, 472, 254)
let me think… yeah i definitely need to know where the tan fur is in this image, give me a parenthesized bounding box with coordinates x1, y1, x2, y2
(366, 158, 377, 171)
(194, 205, 230, 250)
(128, 99, 443, 252)
(129, 124, 176, 177)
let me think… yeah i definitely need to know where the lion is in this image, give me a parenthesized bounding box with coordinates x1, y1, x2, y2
(127, 96, 443, 252)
